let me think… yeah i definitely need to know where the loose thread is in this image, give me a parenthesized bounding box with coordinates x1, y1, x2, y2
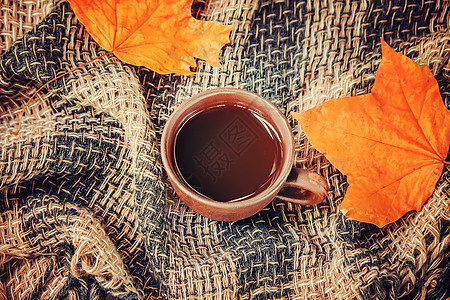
(10, 51, 113, 135)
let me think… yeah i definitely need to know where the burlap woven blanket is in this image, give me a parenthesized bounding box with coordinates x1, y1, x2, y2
(0, 0, 449, 299)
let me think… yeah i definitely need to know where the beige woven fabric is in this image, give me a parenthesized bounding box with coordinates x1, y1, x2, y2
(0, 0, 449, 299)
(0, 0, 55, 55)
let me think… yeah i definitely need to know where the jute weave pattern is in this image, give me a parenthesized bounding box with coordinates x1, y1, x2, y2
(0, 0, 449, 299)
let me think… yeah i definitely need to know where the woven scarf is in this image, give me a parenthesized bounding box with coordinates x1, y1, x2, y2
(0, 0, 449, 299)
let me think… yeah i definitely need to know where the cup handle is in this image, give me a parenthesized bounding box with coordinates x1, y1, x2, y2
(275, 168, 329, 205)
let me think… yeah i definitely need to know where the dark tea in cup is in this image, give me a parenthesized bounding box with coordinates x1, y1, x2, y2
(161, 88, 328, 221)
(174, 105, 282, 202)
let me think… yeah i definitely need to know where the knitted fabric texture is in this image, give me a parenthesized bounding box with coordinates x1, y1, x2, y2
(0, 0, 449, 299)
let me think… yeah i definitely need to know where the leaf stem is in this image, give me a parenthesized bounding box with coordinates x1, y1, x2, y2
(10, 51, 113, 135)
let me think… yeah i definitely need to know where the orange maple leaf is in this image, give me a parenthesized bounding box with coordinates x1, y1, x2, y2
(68, 0, 234, 74)
(292, 40, 450, 228)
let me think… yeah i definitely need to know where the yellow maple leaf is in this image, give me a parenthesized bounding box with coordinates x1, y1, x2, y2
(68, 0, 234, 74)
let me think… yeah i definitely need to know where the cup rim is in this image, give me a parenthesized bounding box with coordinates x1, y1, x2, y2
(161, 87, 294, 211)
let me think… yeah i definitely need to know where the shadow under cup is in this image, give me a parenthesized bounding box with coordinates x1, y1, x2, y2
(161, 88, 309, 221)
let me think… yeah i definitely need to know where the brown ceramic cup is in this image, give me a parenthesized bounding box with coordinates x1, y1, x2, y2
(161, 88, 328, 221)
